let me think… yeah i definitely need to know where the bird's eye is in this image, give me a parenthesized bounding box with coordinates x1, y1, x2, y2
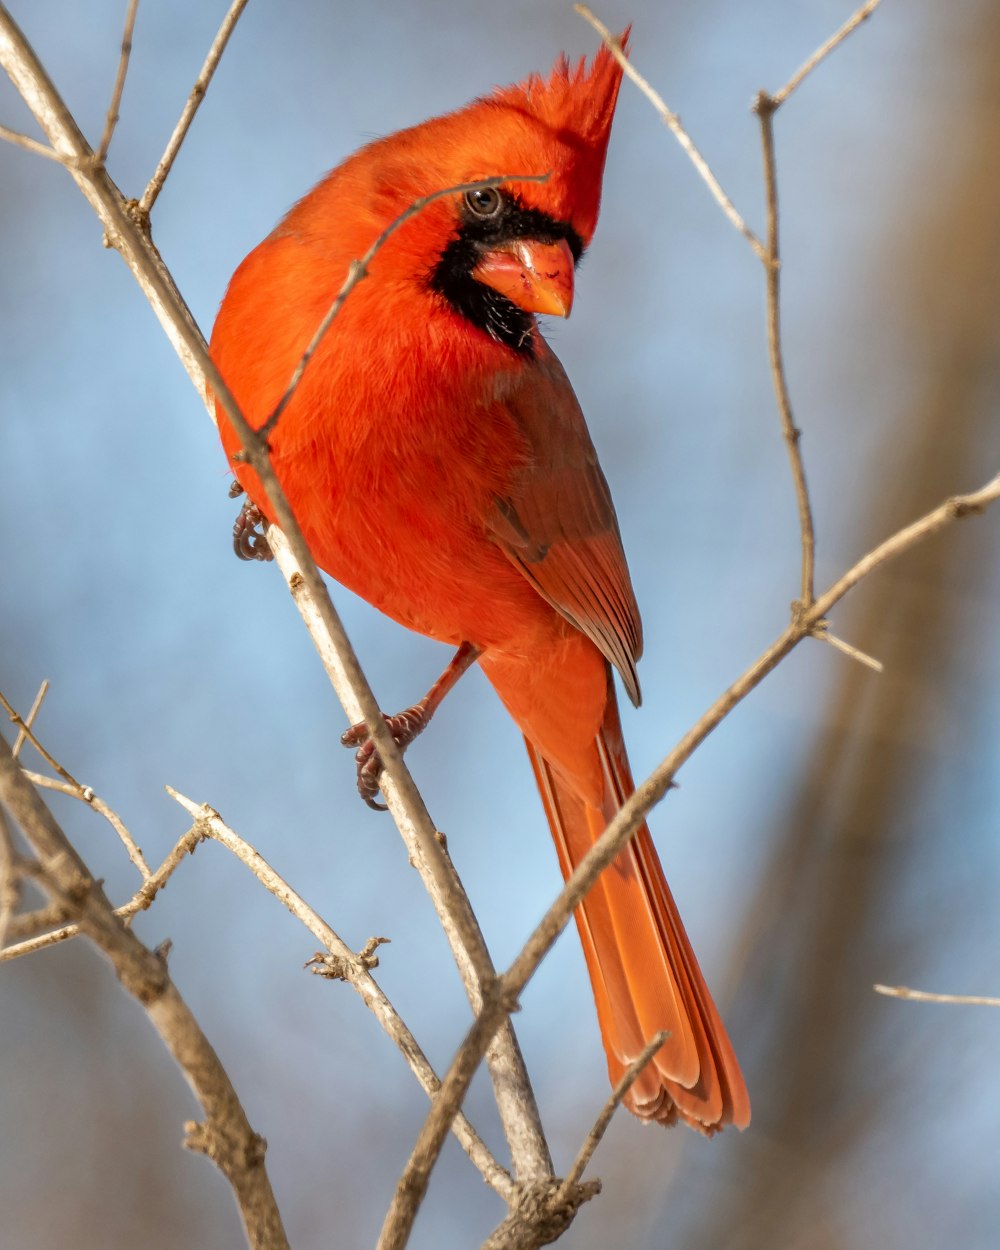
(464, 187, 504, 219)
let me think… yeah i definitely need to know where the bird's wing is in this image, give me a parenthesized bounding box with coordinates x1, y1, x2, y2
(487, 341, 643, 705)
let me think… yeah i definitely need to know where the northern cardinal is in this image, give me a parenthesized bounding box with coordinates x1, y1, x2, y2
(211, 33, 749, 1133)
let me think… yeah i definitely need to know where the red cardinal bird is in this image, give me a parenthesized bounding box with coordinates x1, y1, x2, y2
(211, 33, 749, 1133)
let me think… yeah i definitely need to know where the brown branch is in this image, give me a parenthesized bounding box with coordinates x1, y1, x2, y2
(257, 173, 550, 441)
(0, 804, 17, 950)
(874, 984, 1000, 1008)
(0, 733, 289, 1250)
(574, 4, 767, 260)
(22, 768, 152, 879)
(0, 5, 551, 1180)
(772, 0, 884, 108)
(752, 91, 817, 608)
(139, 0, 250, 216)
(11, 679, 49, 757)
(0, 119, 61, 160)
(556, 1030, 670, 1202)
(95, 0, 139, 165)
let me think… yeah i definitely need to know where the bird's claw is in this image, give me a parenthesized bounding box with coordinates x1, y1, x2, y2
(233, 497, 273, 562)
(341, 705, 429, 811)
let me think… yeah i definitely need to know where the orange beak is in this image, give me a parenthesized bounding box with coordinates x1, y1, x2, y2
(472, 237, 575, 318)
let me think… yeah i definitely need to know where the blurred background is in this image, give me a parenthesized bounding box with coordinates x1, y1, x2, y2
(2, 1, 999, 1247)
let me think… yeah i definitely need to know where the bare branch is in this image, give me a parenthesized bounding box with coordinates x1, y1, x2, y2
(0, 804, 18, 950)
(22, 768, 152, 879)
(0, 7, 551, 1178)
(557, 1030, 670, 1201)
(574, 4, 767, 260)
(164, 786, 515, 1200)
(257, 172, 550, 441)
(772, 0, 884, 108)
(0, 119, 61, 160)
(0, 733, 289, 1250)
(11, 679, 49, 757)
(752, 90, 817, 607)
(0, 686, 80, 786)
(815, 628, 883, 673)
(95, 0, 139, 165)
(874, 984, 1000, 1008)
(139, 0, 250, 215)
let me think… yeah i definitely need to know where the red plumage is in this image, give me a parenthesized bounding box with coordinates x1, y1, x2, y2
(211, 32, 749, 1134)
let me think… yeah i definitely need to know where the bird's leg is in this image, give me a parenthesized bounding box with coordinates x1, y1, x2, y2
(230, 481, 273, 562)
(341, 641, 482, 810)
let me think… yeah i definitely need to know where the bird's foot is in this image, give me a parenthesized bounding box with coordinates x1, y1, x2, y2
(232, 495, 273, 562)
(340, 704, 430, 811)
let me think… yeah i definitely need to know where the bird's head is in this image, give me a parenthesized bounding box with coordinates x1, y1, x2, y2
(283, 31, 629, 356)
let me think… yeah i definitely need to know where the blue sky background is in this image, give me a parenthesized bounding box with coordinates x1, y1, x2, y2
(2, 2, 999, 1248)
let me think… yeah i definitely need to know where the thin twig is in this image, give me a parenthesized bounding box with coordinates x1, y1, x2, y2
(139, 0, 250, 215)
(22, 769, 152, 879)
(874, 984, 1000, 1008)
(95, 0, 139, 165)
(1, 2, 552, 1179)
(0, 688, 79, 786)
(752, 91, 817, 608)
(557, 1030, 670, 1201)
(816, 629, 883, 673)
(164, 786, 514, 1200)
(574, 4, 767, 260)
(0, 804, 18, 950)
(0, 120, 61, 160)
(257, 173, 550, 441)
(12, 679, 49, 757)
(772, 0, 884, 108)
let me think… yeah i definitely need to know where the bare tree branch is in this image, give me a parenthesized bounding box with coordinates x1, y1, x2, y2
(95, 0, 139, 165)
(11, 679, 49, 757)
(874, 984, 1000, 1008)
(0, 119, 61, 160)
(574, 4, 767, 259)
(772, 0, 884, 108)
(139, 0, 250, 216)
(0, 732, 290, 1250)
(557, 1029, 670, 1201)
(752, 89, 817, 608)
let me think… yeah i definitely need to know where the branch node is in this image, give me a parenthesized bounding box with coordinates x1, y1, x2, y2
(184, 1119, 268, 1171)
(482, 1178, 601, 1250)
(307, 935, 390, 980)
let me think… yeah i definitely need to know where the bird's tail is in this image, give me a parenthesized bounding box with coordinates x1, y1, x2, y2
(523, 686, 750, 1134)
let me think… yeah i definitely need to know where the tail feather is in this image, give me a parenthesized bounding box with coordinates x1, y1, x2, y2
(525, 690, 750, 1134)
